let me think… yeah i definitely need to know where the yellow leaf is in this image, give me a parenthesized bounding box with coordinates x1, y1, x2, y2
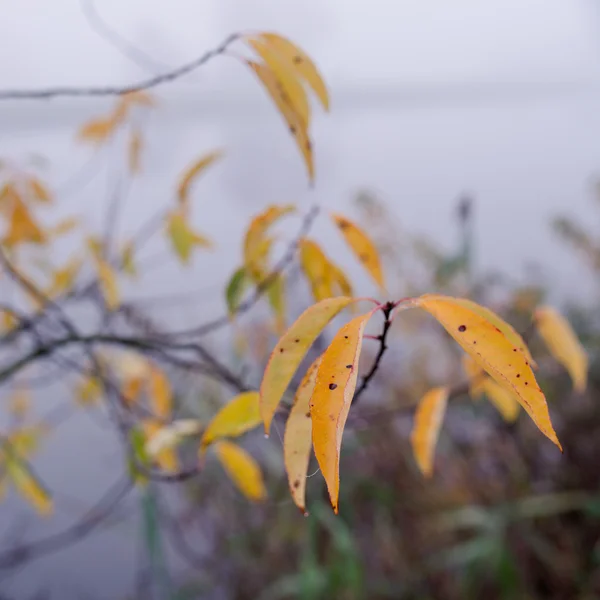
(310, 310, 374, 513)
(122, 376, 144, 406)
(451, 298, 537, 369)
(142, 420, 179, 472)
(260, 296, 356, 435)
(260, 33, 330, 111)
(534, 306, 588, 393)
(461, 355, 485, 400)
(177, 151, 223, 206)
(28, 177, 52, 203)
(330, 213, 385, 290)
(410, 387, 449, 477)
(483, 378, 520, 422)
(213, 440, 266, 502)
(415, 294, 561, 450)
(9, 426, 44, 456)
(248, 60, 314, 183)
(329, 262, 353, 298)
(149, 366, 171, 419)
(128, 129, 142, 174)
(246, 37, 310, 125)
(96, 258, 120, 310)
(121, 242, 137, 278)
(4, 198, 46, 246)
(145, 419, 202, 457)
(284, 356, 321, 514)
(77, 117, 118, 144)
(200, 391, 261, 450)
(76, 376, 102, 406)
(46, 257, 82, 298)
(243, 204, 295, 282)
(166, 210, 213, 264)
(6, 459, 52, 516)
(299, 239, 333, 301)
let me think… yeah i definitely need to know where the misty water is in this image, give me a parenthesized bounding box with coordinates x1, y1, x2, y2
(2, 83, 600, 598)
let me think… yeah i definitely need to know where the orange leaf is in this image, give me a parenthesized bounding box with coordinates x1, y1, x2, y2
(284, 355, 321, 514)
(149, 366, 172, 419)
(260, 296, 356, 435)
(310, 310, 375, 513)
(77, 117, 118, 144)
(330, 213, 385, 290)
(248, 60, 314, 183)
(534, 306, 588, 393)
(4, 198, 46, 246)
(410, 387, 449, 477)
(177, 151, 223, 206)
(415, 294, 561, 450)
(28, 177, 52, 203)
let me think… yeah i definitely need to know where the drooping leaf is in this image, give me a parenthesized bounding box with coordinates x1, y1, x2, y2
(246, 37, 310, 125)
(46, 257, 82, 298)
(410, 387, 449, 477)
(259, 33, 330, 111)
(451, 297, 537, 369)
(415, 294, 561, 450)
(310, 310, 375, 513)
(225, 267, 250, 316)
(299, 239, 333, 301)
(260, 296, 356, 435)
(329, 262, 353, 298)
(4, 199, 46, 246)
(177, 151, 223, 206)
(166, 210, 212, 264)
(330, 212, 385, 290)
(534, 306, 588, 393)
(243, 204, 295, 282)
(461, 355, 485, 400)
(149, 366, 172, 420)
(213, 440, 266, 502)
(483, 378, 520, 422)
(6, 458, 52, 516)
(284, 356, 321, 514)
(77, 117, 118, 145)
(200, 391, 261, 451)
(247, 60, 314, 183)
(121, 242, 137, 278)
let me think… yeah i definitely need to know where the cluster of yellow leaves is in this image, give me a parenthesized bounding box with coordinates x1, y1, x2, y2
(259, 292, 585, 513)
(242, 32, 329, 183)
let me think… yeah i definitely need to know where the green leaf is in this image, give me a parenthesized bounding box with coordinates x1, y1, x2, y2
(226, 267, 249, 316)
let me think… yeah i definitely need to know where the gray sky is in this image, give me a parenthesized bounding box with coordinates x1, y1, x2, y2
(1, 0, 599, 89)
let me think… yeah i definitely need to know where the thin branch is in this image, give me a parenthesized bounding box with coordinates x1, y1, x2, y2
(0, 34, 239, 101)
(353, 301, 394, 404)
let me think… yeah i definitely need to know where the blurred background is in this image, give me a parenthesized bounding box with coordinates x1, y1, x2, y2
(1, 1, 600, 598)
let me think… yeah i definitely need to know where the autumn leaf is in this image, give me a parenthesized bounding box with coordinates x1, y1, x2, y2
(76, 375, 102, 406)
(246, 37, 310, 125)
(410, 387, 449, 477)
(121, 242, 137, 278)
(310, 310, 375, 513)
(260, 296, 356, 435)
(177, 151, 223, 206)
(248, 60, 314, 183)
(259, 33, 330, 111)
(46, 257, 82, 298)
(266, 273, 287, 334)
(77, 117, 119, 144)
(166, 210, 212, 264)
(299, 239, 333, 301)
(225, 267, 250, 316)
(243, 204, 295, 282)
(483, 378, 520, 422)
(213, 440, 266, 502)
(284, 356, 321, 514)
(145, 420, 202, 457)
(414, 294, 561, 450)
(49, 217, 78, 238)
(200, 391, 261, 451)
(5, 457, 52, 516)
(96, 258, 120, 310)
(330, 213, 385, 291)
(451, 297, 537, 369)
(461, 355, 485, 400)
(149, 366, 172, 420)
(534, 306, 588, 393)
(329, 262, 353, 298)
(4, 198, 46, 246)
